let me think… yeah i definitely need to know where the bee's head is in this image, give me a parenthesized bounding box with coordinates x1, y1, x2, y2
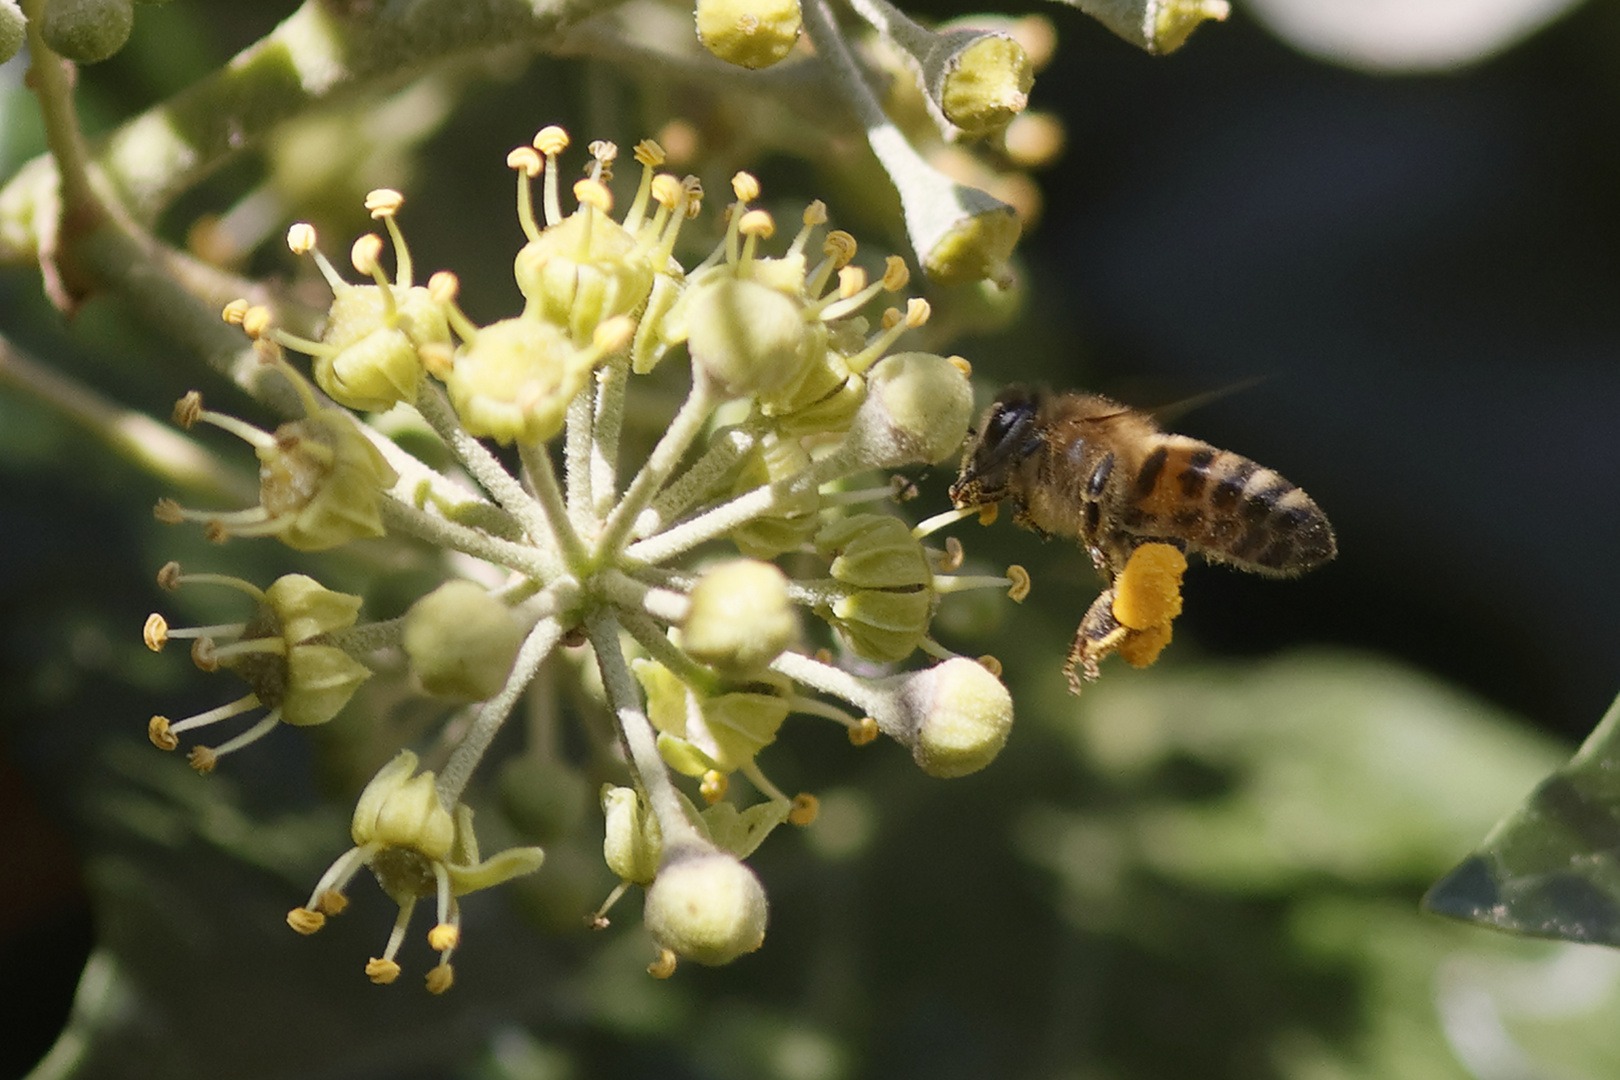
(949, 386, 1044, 509)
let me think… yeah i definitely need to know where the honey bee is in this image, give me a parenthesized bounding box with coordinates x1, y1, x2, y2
(950, 386, 1336, 690)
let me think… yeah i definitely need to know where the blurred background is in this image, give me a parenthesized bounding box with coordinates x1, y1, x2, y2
(4, 0, 1620, 1077)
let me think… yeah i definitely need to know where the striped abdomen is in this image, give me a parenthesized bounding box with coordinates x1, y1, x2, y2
(1116, 436, 1336, 577)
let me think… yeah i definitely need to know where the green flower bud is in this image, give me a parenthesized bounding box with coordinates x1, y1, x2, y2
(402, 581, 526, 700)
(602, 785, 662, 885)
(816, 514, 935, 663)
(0, 1, 26, 65)
(728, 435, 821, 559)
(681, 560, 797, 677)
(351, 751, 456, 858)
(643, 847, 768, 965)
(258, 411, 396, 551)
(753, 324, 867, 437)
(40, 0, 132, 64)
(231, 574, 371, 728)
(516, 212, 655, 343)
(314, 284, 446, 411)
(685, 277, 810, 397)
(843, 352, 973, 468)
(498, 757, 589, 844)
(874, 658, 1013, 777)
(936, 32, 1034, 137)
(695, 0, 802, 69)
(443, 316, 595, 445)
(634, 659, 791, 775)
(1072, 0, 1228, 55)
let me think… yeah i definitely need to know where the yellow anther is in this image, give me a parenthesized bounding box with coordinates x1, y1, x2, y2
(573, 178, 613, 213)
(881, 308, 902, 330)
(153, 498, 184, 524)
(425, 964, 455, 994)
(143, 613, 169, 652)
(171, 391, 203, 429)
(427, 269, 459, 304)
(1006, 564, 1031, 601)
(148, 716, 178, 751)
(940, 536, 964, 571)
(156, 561, 182, 590)
(427, 923, 460, 952)
(1003, 111, 1066, 168)
(187, 746, 218, 773)
(365, 957, 402, 985)
(633, 139, 666, 167)
(977, 654, 1004, 677)
(650, 173, 685, 208)
(364, 188, 404, 218)
(285, 222, 317, 255)
(823, 230, 857, 267)
(350, 234, 384, 276)
(204, 520, 230, 545)
(731, 171, 761, 203)
(948, 356, 972, 378)
(837, 264, 867, 299)
(789, 793, 819, 826)
(904, 297, 931, 327)
(738, 209, 775, 238)
(848, 717, 880, 746)
(648, 948, 678, 979)
(589, 139, 618, 164)
(506, 145, 542, 176)
(700, 769, 729, 804)
(316, 889, 349, 915)
(533, 125, 570, 155)
(881, 255, 910, 291)
(240, 305, 273, 339)
(977, 504, 999, 526)
(221, 298, 252, 325)
(286, 907, 325, 935)
(802, 200, 828, 226)
(814, 647, 834, 664)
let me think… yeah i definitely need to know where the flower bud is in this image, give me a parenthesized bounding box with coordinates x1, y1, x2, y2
(842, 352, 973, 468)
(351, 751, 456, 859)
(602, 785, 662, 885)
(444, 316, 595, 445)
(685, 277, 810, 397)
(681, 560, 797, 677)
(934, 31, 1034, 137)
(876, 658, 1013, 777)
(402, 581, 526, 700)
(1072, 0, 1228, 55)
(41, 0, 133, 63)
(695, 0, 802, 69)
(643, 847, 768, 965)
(0, 1, 26, 65)
(498, 757, 589, 844)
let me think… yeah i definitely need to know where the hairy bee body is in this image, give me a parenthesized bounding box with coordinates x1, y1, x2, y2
(950, 386, 1336, 582)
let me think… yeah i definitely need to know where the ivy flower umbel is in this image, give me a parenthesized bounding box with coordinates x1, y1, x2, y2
(147, 126, 1025, 985)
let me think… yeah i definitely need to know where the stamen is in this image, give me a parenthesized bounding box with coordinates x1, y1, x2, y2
(286, 907, 325, 935)
(700, 770, 728, 804)
(508, 147, 544, 241)
(648, 948, 678, 979)
(978, 655, 1004, 676)
(196, 709, 284, 763)
(949, 355, 972, 378)
(789, 793, 819, 825)
(848, 717, 880, 746)
(425, 961, 454, 995)
(911, 504, 978, 539)
(164, 692, 260, 738)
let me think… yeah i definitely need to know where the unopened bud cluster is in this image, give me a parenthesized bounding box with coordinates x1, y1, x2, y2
(142, 127, 1026, 989)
